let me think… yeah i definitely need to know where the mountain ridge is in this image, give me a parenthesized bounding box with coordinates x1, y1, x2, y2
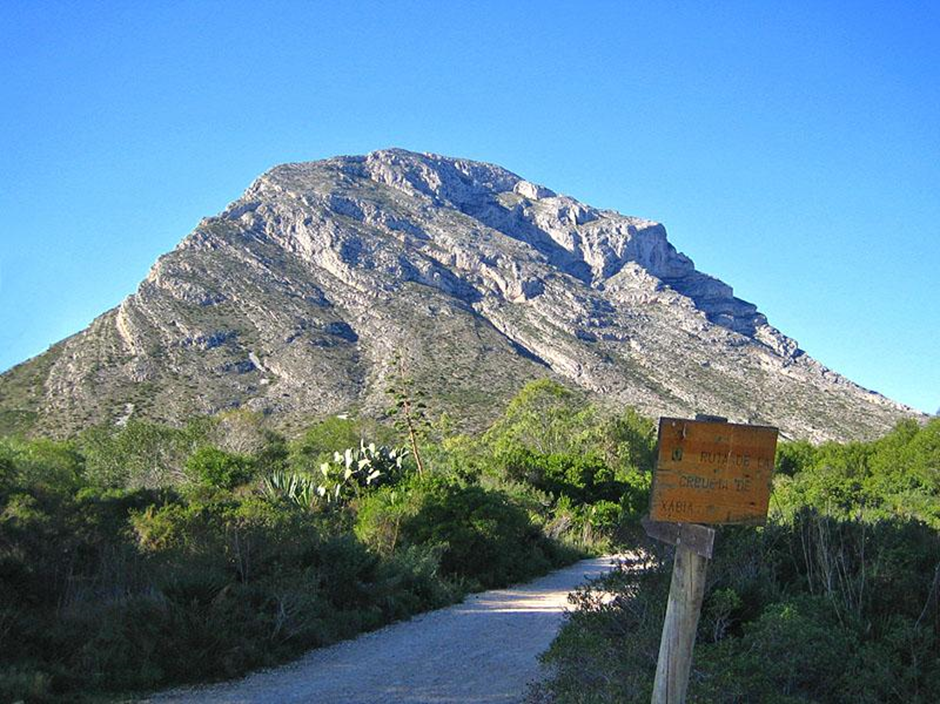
(0, 148, 920, 441)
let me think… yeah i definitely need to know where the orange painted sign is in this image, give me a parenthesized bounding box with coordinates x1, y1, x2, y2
(650, 417, 779, 525)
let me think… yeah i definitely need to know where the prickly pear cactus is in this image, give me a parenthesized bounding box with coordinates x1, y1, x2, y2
(261, 440, 407, 509)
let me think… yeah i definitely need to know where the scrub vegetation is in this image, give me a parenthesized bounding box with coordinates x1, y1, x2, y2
(535, 417, 940, 704)
(0, 380, 653, 702)
(4, 378, 936, 703)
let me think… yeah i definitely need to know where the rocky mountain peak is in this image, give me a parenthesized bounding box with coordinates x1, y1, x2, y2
(229, 149, 764, 337)
(0, 149, 921, 441)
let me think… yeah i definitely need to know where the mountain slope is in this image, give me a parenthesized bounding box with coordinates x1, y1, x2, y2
(0, 149, 919, 441)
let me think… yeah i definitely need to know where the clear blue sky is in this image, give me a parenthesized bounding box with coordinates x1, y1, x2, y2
(1, 1, 937, 414)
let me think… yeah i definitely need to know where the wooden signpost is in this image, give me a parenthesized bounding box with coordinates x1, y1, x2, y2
(646, 415, 778, 704)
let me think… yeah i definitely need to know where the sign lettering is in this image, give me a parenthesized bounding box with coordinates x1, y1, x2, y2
(650, 417, 778, 525)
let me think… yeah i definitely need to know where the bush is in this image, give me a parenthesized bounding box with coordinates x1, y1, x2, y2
(0, 666, 53, 703)
(772, 419, 940, 528)
(538, 511, 940, 704)
(0, 483, 463, 699)
(186, 446, 254, 490)
(0, 436, 84, 491)
(289, 416, 391, 470)
(0, 385, 652, 700)
(499, 448, 622, 504)
(79, 419, 206, 488)
(358, 475, 576, 589)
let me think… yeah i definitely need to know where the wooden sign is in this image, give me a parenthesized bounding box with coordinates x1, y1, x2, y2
(650, 417, 778, 525)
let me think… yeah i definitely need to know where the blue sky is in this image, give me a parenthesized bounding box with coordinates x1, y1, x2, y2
(1, 1, 937, 414)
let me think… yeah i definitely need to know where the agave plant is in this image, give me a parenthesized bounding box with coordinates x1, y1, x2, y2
(260, 469, 319, 509)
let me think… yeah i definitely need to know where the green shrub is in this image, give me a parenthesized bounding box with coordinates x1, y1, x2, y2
(186, 446, 254, 490)
(538, 511, 940, 704)
(775, 439, 818, 476)
(391, 475, 567, 588)
(695, 596, 859, 703)
(0, 666, 52, 703)
(771, 419, 940, 528)
(0, 387, 657, 700)
(0, 436, 84, 491)
(0, 453, 14, 495)
(79, 419, 207, 488)
(0, 481, 466, 699)
(355, 485, 414, 554)
(289, 416, 390, 470)
(499, 448, 621, 504)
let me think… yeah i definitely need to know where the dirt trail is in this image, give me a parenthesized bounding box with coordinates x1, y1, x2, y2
(144, 556, 619, 704)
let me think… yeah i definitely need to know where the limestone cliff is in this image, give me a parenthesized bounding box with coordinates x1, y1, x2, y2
(0, 149, 920, 441)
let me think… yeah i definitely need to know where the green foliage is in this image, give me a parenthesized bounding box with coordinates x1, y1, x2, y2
(0, 480, 460, 700)
(264, 441, 407, 510)
(774, 439, 818, 476)
(254, 429, 289, 474)
(610, 407, 657, 461)
(499, 448, 625, 504)
(2, 376, 935, 703)
(357, 474, 577, 590)
(484, 379, 593, 456)
(772, 418, 940, 527)
(354, 485, 412, 554)
(466, 380, 657, 549)
(696, 595, 861, 703)
(540, 415, 940, 704)
(0, 436, 84, 491)
(0, 452, 13, 494)
(186, 445, 255, 490)
(5, 383, 643, 700)
(542, 511, 940, 703)
(79, 419, 207, 488)
(583, 500, 622, 534)
(402, 477, 550, 588)
(291, 416, 371, 466)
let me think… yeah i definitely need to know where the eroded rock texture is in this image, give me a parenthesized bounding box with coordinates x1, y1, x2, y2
(0, 149, 920, 440)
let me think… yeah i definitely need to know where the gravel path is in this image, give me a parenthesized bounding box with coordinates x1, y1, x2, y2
(144, 556, 620, 704)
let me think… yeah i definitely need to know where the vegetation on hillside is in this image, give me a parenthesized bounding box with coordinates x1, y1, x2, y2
(0, 380, 654, 702)
(535, 418, 940, 704)
(3, 379, 935, 703)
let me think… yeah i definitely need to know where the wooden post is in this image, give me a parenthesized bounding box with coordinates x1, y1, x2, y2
(645, 414, 777, 704)
(651, 416, 718, 704)
(651, 542, 709, 704)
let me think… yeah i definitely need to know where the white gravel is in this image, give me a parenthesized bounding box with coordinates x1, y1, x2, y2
(143, 556, 620, 704)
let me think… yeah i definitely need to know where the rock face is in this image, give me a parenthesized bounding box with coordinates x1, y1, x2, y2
(0, 149, 921, 441)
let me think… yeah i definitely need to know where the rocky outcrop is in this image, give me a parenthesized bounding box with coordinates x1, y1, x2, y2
(0, 149, 922, 441)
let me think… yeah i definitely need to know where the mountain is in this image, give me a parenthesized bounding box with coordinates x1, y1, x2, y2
(0, 149, 920, 441)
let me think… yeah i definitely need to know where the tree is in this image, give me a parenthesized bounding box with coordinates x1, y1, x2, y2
(483, 379, 592, 456)
(212, 409, 270, 456)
